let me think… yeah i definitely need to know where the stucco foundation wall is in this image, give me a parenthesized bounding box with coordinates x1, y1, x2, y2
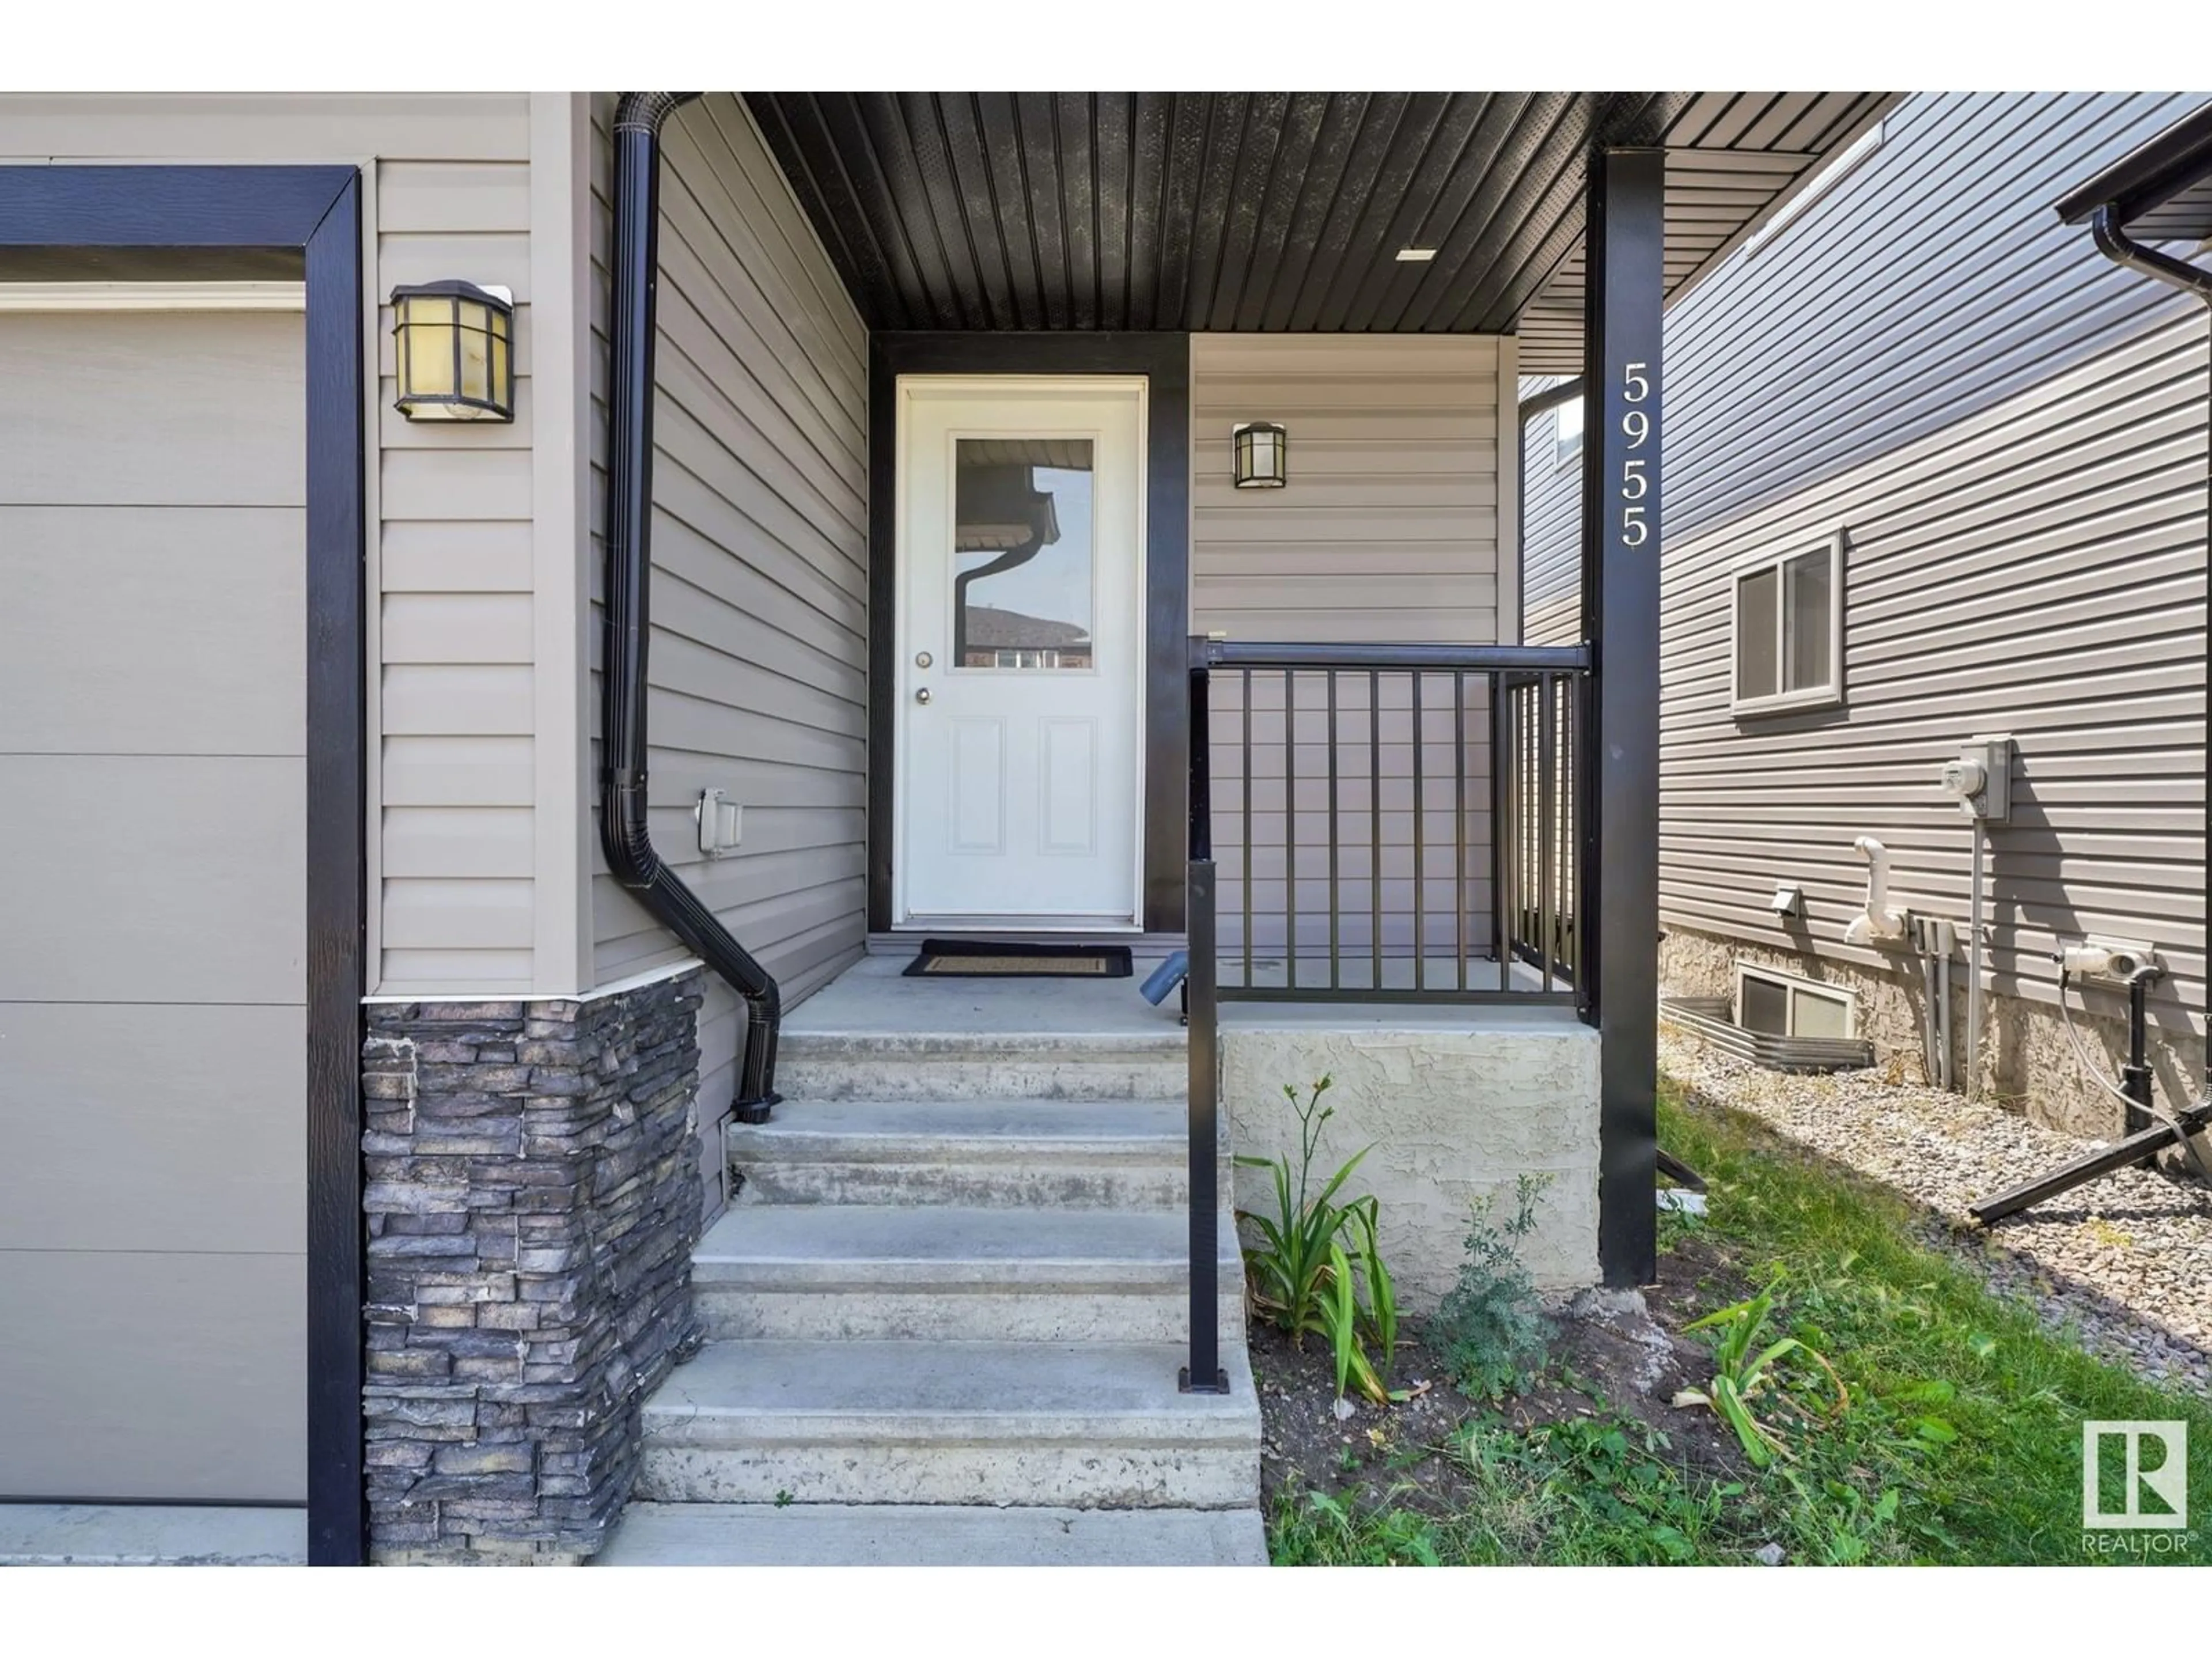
(1661, 926, 2205, 1141)
(1220, 1011, 1600, 1308)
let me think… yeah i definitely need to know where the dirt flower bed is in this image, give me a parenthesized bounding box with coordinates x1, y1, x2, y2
(1253, 1241, 1755, 1521)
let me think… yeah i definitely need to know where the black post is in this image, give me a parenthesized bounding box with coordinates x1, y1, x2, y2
(1188, 642, 1213, 862)
(1181, 858, 1228, 1394)
(2122, 972, 2155, 1139)
(1581, 146, 1664, 1288)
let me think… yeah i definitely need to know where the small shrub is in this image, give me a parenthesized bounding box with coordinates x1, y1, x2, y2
(1427, 1173, 1553, 1400)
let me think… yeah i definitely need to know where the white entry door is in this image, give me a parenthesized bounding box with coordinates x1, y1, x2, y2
(896, 377, 1147, 928)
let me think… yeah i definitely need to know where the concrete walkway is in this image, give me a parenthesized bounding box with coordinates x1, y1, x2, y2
(0, 1504, 306, 1566)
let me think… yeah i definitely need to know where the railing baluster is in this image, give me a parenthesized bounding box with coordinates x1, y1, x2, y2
(1412, 669, 1425, 994)
(1241, 668, 1253, 994)
(1539, 673, 1558, 994)
(1369, 668, 1382, 995)
(1327, 669, 1340, 993)
(1284, 668, 1296, 993)
(1455, 669, 1467, 994)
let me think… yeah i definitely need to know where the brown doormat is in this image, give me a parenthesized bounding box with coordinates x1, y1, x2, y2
(902, 938, 1134, 978)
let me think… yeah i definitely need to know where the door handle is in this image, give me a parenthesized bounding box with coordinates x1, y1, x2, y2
(915, 687, 931, 704)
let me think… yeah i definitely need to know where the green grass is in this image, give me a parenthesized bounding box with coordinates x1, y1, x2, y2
(1268, 1077, 2212, 1566)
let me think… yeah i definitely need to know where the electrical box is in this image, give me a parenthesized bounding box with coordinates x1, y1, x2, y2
(1939, 734, 2012, 823)
(1906, 914, 1956, 957)
(696, 789, 742, 857)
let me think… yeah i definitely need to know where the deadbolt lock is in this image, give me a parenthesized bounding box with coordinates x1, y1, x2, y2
(915, 650, 933, 669)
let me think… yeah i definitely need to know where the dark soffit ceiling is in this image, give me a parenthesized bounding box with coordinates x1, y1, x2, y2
(744, 91, 1897, 374)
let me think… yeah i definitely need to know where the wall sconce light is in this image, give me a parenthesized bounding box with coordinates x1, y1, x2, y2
(1232, 421, 1287, 489)
(391, 281, 515, 422)
(1770, 882, 1805, 920)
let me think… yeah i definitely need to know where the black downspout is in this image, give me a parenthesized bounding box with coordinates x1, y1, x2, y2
(605, 90, 781, 1121)
(2085, 204, 2212, 1104)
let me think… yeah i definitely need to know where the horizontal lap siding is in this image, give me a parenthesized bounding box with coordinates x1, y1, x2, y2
(1190, 335, 1505, 960)
(1658, 105, 2208, 1041)
(586, 95, 869, 1180)
(1519, 376, 1582, 648)
(0, 92, 541, 996)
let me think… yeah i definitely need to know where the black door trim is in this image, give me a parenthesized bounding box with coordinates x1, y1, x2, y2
(0, 165, 369, 1565)
(866, 332, 1192, 934)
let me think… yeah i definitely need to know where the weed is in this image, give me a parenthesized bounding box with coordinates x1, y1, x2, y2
(1672, 1276, 1847, 1467)
(1425, 1173, 1553, 1400)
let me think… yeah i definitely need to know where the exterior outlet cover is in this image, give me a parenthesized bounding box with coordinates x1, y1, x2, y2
(696, 789, 741, 857)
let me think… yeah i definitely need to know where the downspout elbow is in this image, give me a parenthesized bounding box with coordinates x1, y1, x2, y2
(2090, 204, 2212, 307)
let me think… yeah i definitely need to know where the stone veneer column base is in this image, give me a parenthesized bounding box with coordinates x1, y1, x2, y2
(361, 968, 706, 1565)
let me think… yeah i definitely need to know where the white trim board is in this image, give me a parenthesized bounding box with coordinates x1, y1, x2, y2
(361, 956, 707, 1006)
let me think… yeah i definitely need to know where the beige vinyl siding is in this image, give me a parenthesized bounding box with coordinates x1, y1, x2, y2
(0, 91, 581, 995)
(585, 94, 869, 1184)
(1190, 335, 1509, 967)
(1661, 312, 2209, 1037)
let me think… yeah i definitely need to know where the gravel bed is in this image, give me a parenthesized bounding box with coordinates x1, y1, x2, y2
(1660, 1025, 2212, 1398)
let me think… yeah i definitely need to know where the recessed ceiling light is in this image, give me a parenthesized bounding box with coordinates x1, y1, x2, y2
(1395, 248, 1438, 263)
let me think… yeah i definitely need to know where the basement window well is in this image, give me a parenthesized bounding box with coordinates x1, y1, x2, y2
(1737, 963, 1856, 1039)
(1733, 528, 1844, 715)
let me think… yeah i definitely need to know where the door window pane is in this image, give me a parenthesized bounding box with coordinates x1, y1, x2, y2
(953, 438, 1094, 671)
(1737, 567, 1778, 700)
(1783, 548, 1831, 692)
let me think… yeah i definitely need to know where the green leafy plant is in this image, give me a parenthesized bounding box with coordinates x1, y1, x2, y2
(1426, 1174, 1552, 1400)
(1672, 1277, 1848, 1468)
(1236, 1077, 1399, 1404)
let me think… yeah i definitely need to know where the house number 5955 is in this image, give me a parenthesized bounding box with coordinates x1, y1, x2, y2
(1619, 360, 1652, 547)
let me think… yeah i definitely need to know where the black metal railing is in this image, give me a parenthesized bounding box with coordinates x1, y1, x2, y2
(1178, 638, 1590, 1391)
(1189, 639, 1587, 1005)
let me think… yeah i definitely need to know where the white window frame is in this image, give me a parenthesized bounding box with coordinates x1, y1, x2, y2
(1730, 527, 1845, 716)
(1552, 396, 1584, 468)
(1735, 962, 1857, 1039)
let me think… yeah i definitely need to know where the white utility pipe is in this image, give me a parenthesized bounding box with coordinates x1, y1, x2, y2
(1843, 835, 1907, 945)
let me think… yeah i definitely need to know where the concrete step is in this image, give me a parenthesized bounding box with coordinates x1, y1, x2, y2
(636, 1338, 1260, 1509)
(597, 1501, 1267, 1566)
(691, 1205, 1245, 1342)
(728, 1097, 1194, 1209)
(774, 1029, 1187, 1103)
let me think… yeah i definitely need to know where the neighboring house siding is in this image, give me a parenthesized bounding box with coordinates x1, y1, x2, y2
(1519, 375, 1581, 647)
(0, 93, 579, 997)
(1190, 334, 1512, 967)
(586, 94, 870, 1173)
(1633, 92, 2210, 1113)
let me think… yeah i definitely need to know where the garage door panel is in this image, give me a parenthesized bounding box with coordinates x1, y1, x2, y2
(0, 1003, 305, 1255)
(0, 755, 305, 1003)
(0, 1250, 305, 1502)
(0, 505, 306, 755)
(0, 310, 304, 507)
